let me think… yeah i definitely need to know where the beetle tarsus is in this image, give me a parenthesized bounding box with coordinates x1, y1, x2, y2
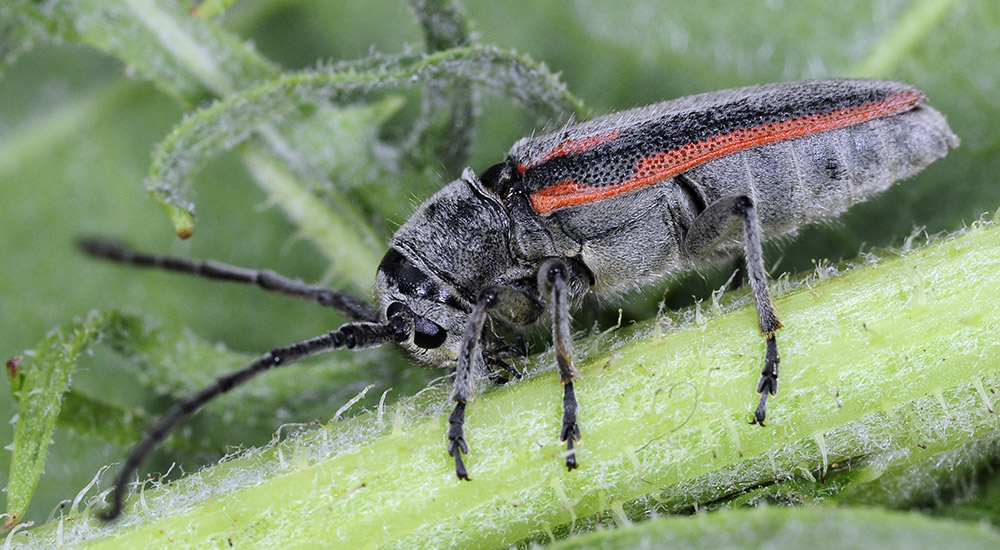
(565, 438, 579, 470)
(452, 450, 470, 481)
(753, 393, 769, 426)
(448, 402, 471, 480)
(752, 335, 780, 425)
(561, 382, 581, 470)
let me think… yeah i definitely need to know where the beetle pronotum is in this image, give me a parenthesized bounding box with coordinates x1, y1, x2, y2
(84, 79, 957, 519)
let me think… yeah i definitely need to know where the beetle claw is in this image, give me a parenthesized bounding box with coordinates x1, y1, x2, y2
(449, 437, 471, 480)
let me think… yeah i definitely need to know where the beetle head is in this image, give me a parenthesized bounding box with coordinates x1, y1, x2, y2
(374, 169, 515, 365)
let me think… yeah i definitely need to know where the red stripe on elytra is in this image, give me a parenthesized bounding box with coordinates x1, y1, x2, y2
(516, 130, 622, 174)
(529, 90, 924, 214)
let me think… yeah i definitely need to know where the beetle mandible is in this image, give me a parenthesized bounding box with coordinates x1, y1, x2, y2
(86, 78, 957, 519)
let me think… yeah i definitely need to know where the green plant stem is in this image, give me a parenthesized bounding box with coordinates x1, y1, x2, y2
(547, 507, 1000, 550)
(12, 219, 1000, 548)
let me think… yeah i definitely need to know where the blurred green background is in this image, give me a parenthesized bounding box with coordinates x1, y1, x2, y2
(2, 0, 998, 529)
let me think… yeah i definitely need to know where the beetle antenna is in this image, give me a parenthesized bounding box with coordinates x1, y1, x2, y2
(99, 316, 412, 521)
(77, 237, 379, 322)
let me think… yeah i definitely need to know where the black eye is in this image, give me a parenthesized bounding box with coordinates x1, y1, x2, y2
(413, 316, 447, 349)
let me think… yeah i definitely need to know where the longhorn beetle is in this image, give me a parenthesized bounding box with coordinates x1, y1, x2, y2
(84, 79, 957, 519)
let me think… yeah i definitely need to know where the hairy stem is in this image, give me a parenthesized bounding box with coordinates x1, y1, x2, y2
(14, 222, 1000, 549)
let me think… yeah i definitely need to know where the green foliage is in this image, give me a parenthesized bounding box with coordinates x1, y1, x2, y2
(146, 46, 585, 248)
(4, 312, 116, 529)
(2, 0, 1000, 547)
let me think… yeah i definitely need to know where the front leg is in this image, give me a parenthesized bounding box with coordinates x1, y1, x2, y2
(448, 286, 542, 479)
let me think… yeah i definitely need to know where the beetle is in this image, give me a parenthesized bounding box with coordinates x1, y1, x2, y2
(85, 78, 957, 519)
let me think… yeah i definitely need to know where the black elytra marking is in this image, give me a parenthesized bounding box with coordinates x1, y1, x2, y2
(517, 82, 902, 194)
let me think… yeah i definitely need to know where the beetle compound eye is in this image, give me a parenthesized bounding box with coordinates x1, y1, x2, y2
(413, 316, 447, 349)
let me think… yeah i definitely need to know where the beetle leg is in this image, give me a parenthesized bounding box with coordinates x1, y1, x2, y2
(448, 290, 491, 480)
(483, 355, 521, 384)
(539, 258, 583, 470)
(449, 286, 541, 479)
(683, 194, 782, 425)
(733, 196, 782, 425)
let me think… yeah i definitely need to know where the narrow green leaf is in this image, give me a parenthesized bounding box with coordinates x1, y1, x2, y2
(12, 219, 1000, 548)
(546, 507, 1000, 550)
(25, 0, 276, 104)
(4, 311, 122, 529)
(158, 202, 196, 240)
(5, 356, 22, 394)
(146, 45, 586, 242)
(406, 0, 475, 170)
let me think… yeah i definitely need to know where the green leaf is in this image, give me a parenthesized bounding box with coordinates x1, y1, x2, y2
(4, 312, 125, 529)
(407, 0, 475, 170)
(18, 0, 276, 104)
(145, 46, 586, 241)
(5, 0, 1000, 544)
(56, 392, 155, 449)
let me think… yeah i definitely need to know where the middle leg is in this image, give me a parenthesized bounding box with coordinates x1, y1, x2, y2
(539, 258, 586, 470)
